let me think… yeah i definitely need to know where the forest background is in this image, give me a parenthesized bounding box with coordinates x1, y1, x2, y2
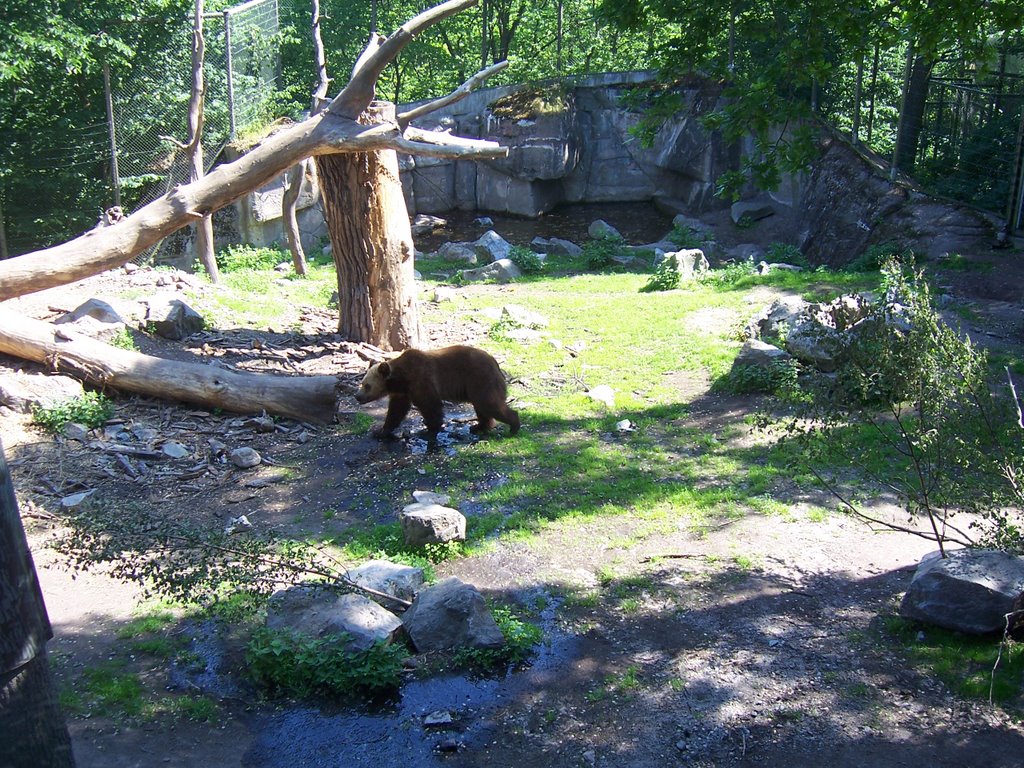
(1, 0, 1022, 260)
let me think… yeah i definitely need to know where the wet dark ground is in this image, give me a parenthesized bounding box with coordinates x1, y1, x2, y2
(414, 201, 676, 253)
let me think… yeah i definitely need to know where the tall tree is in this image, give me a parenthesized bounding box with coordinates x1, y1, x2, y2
(0, 439, 75, 767)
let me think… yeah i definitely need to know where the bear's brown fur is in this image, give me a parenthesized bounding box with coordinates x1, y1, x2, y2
(354, 345, 520, 438)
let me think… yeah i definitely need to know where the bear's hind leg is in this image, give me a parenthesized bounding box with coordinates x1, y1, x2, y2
(500, 405, 520, 436)
(470, 416, 497, 434)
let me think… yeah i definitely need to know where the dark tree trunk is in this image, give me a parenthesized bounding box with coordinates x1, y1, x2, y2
(894, 54, 934, 175)
(0, 440, 75, 767)
(316, 101, 420, 351)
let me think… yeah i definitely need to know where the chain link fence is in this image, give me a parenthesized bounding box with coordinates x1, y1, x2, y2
(827, 47, 1024, 233)
(110, 0, 280, 264)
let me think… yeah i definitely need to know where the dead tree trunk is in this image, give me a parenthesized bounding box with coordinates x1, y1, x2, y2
(317, 101, 420, 350)
(187, 0, 219, 283)
(0, 440, 75, 768)
(0, 307, 339, 423)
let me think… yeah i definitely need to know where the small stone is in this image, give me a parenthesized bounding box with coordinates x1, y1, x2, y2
(161, 441, 190, 459)
(63, 422, 90, 441)
(60, 489, 96, 509)
(615, 419, 634, 432)
(229, 447, 262, 468)
(225, 515, 252, 534)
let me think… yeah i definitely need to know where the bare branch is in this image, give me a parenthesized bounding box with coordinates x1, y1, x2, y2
(329, 0, 478, 119)
(398, 60, 509, 127)
(397, 127, 508, 159)
(1007, 366, 1024, 429)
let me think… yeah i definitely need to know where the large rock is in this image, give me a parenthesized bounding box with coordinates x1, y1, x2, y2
(144, 297, 205, 341)
(347, 559, 425, 608)
(266, 586, 404, 650)
(746, 296, 809, 339)
(732, 339, 792, 372)
(400, 502, 467, 547)
(664, 249, 710, 282)
(472, 230, 512, 263)
(55, 298, 130, 343)
(401, 577, 504, 652)
(900, 549, 1024, 635)
(436, 241, 478, 264)
(784, 321, 844, 373)
(0, 372, 85, 414)
(461, 258, 522, 284)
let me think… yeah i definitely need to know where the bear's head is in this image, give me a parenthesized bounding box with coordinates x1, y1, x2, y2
(354, 361, 391, 404)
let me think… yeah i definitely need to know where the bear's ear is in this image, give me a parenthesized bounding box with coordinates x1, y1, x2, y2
(378, 361, 392, 379)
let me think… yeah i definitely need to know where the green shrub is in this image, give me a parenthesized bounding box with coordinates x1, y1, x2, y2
(582, 236, 625, 270)
(108, 327, 138, 351)
(216, 245, 289, 273)
(764, 242, 809, 268)
(844, 242, 912, 272)
(640, 255, 681, 293)
(667, 224, 706, 250)
(509, 245, 545, 274)
(452, 606, 542, 669)
(716, 359, 800, 396)
(32, 391, 113, 433)
(246, 627, 408, 698)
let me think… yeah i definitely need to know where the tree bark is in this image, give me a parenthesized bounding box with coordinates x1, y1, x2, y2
(0, 439, 75, 768)
(894, 53, 934, 175)
(0, 307, 339, 423)
(316, 102, 420, 350)
(187, 0, 219, 283)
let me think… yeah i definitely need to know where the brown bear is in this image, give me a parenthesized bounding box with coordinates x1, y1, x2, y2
(354, 345, 520, 438)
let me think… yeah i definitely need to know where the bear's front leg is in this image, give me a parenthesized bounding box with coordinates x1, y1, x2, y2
(377, 395, 412, 437)
(417, 400, 445, 436)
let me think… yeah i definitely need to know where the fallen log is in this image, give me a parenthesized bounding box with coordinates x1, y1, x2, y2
(0, 306, 339, 423)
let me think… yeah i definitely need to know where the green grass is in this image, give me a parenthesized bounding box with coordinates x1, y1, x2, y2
(882, 616, 1024, 709)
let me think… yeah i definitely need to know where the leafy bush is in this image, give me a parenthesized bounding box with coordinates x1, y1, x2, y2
(508, 245, 545, 274)
(716, 359, 800, 396)
(33, 391, 113, 433)
(452, 606, 542, 669)
(764, 242, 809, 268)
(247, 627, 408, 698)
(640, 255, 681, 293)
(843, 242, 912, 273)
(667, 224, 706, 250)
(698, 258, 757, 287)
(785, 260, 1024, 554)
(216, 245, 289, 273)
(108, 327, 138, 351)
(582, 236, 626, 270)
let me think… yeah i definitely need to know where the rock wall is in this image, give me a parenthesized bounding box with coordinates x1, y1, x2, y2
(400, 72, 742, 217)
(797, 138, 995, 267)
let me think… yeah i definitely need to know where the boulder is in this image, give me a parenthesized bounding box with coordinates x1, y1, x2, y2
(0, 372, 85, 414)
(411, 214, 447, 236)
(732, 339, 792, 372)
(472, 230, 513, 263)
(546, 237, 583, 258)
(746, 296, 809, 339)
(900, 549, 1024, 635)
(401, 577, 504, 652)
(437, 241, 478, 264)
(588, 219, 622, 241)
(266, 586, 404, 651)
(347, 559, 425, 608)
(731, 200, 776, 224)
(144, 297, 205, 341)
(784, 321, 844, 373)
(400, 502, 467, 547)
(55, 298, 130, 343)
(664, 249, 710, 282)
(461, 258, 522, 284)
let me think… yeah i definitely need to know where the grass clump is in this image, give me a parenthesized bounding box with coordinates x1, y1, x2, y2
(508, 245, 545, 274)
(640, 255, 681, 293)
(452, 605, 543, 670)
(32, 391, 113, 433)
(216, 244, 289, 273)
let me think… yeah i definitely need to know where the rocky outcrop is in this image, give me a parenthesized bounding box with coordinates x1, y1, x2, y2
(797, 139, 994, 268)
(399, 73, 737, 218)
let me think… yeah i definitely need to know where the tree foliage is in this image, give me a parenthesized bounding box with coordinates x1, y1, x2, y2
(597, 0, 1022, 198)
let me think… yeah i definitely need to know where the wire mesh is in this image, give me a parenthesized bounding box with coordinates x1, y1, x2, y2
(110, 0, 280, 265)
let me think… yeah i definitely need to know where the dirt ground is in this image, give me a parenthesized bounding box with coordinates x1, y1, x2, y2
(4, 228, 1024, 767)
